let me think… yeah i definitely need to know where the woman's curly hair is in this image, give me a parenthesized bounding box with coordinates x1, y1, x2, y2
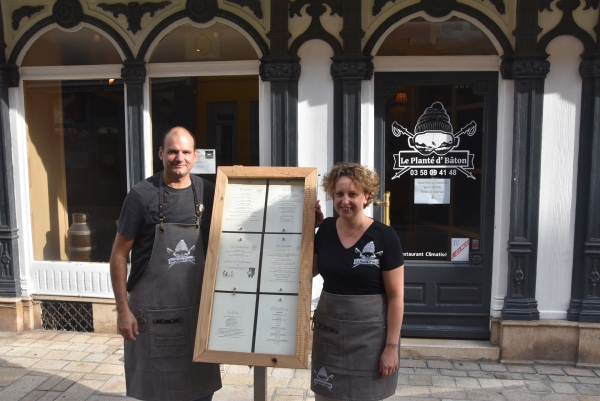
(322, 162, 380, 208)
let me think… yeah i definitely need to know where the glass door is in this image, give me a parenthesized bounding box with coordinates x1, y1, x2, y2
(375, 72, 498, 339)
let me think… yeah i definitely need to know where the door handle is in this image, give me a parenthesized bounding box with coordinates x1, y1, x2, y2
(374, 191, 391, 226)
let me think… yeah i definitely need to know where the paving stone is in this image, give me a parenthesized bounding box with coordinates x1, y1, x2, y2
(222, 374, 254, 385)
(503, 380, 528, 391)
(36, 373, 70, 391)
(294, 369, 311, 380)
(83, 373, 113, 381)
(226, 365, 251, 375)
(104, 337, 124, 346)
(455, 377, 481, 389)
(496, 372, 525, 380)
(31, 359, 69, 371)
(469, 371, 496, 378)
(415, 367, 440, 375)
(540, 395, 579, 401)
(271, 368, 295, 378)
(401, 359, 427, 368)
(525, 381, 553, 393)
(549, 382, 579, 395)
(92, 363, 124, 375)
(563, 368, 596, 378)
(572, 384, 600, 396)
(51, 373, 85, 392)
(427, 360, 454, 369)
(429, 386, 466, 399)
(503, 391, 542, 401)
(464, 388, 505, 400)
(431, 374, 455, 387)
(44, 350, 69, 360)
(3, 346, 30, 356)
(25, 348, 52, 358)
(482, 364, 509, 372)
(577, 397, 600, 401)
(479, 378, 505, 389)
(396, 374, 409, 385)
(289, 377, 310, 389)
(5, 356, 40, 368)
(82, 353, 109, 363)
(409, 374, 433, 386)
(536, 366, 566, 376)
(549, 375, 579, 383)
(68, 334, 92, 344)
(577, 377, 600, 385)
(63, 351, 90, 361)
(397, 367, 415, 375)
(56, 379, 104, 401)
(86, 336, 111, 345)
(20, 390, 46, 401)
(0, 374, 48, 401)
(62, 361, 99, 373)
(101, 354, 124, 365)
(454, 362, 481, 371)
(96, 375, 126, 394)
(84, 395, 138, 401)
(441, 368, 469, 377)
(523, 374, 550, 382)
(275, 388, 306, 396)
(51, 333, 77, 342)
(508, 366, 538, 374)
(395, 384, 430, 397)
(64, 343, 91, 352)
(30, 340, 55, 349)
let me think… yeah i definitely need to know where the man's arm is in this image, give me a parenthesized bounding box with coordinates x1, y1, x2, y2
(110, 233, 137, 340)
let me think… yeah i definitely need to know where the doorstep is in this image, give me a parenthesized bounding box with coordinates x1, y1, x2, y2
(400, 338, 500, 361)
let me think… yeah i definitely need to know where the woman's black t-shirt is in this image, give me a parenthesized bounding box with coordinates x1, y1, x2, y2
(315, 217, 404, 295)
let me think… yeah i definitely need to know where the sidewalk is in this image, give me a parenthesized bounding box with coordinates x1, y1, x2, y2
(1, 330, 599, 401)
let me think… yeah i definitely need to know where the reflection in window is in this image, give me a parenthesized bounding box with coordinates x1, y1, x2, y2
(25, 80, 127, 262)
(22, 28, 122, 66)
(149, 23, 259, 63)
(377, 17, 497, 56)
(150, 76, 259, 181)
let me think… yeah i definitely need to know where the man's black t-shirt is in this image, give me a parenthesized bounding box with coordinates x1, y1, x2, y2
(315, 217, 404, 295)
(117, 173, 215, 292)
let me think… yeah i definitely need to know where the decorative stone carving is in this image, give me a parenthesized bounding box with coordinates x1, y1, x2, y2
(1, 248, 11, 278)
(52, 0, 84, 29)
(590, 268, 600, 287)
(330, 60, 374, 80)
(578, 57, 600, 78)
(422, 0, 457, 18)
(12, 5, 44, 30)
(372, 0, 395, 15)
(511, 59, 550, 79)
(539, 0, 554, 11)
(584, 0, 600, 9)
(121, 60, 146, 83)
(97, 2, 171, 34)
(487, 0, 505, 14)
(0, 65, 20, 88)
(289, 0, 343, 18)
(470, 253, 483, 265)
(259, 61, 301, 81)
(226, 0, 262, 19)
(186, 0, 218, 24)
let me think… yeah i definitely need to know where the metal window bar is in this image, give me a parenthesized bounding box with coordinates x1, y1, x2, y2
(40, 301, 94, 332)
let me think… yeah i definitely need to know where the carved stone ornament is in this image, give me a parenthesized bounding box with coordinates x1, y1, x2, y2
(98, 2, 171, 34)
(186, 0, 218, 24)
(422, 0, 457, 18)
(511, 59, 550, 79)
(52, 0, 84, 29)
(0, 65, 20, 87)
(259, 61, 301, 81)
(514, 266, 525, 284)
(1, 249, 11, 277)
(12, 5, 45, 30)
(470, 253, 483, 265)
(226, 0, 262, 19)
(579, 57, 600, 78)
(590, 268, 600, 287)
(584, 0, 600, 9)
(330, 60, 374, 80)
(121, 61, 146, 83)
(372, 0, 395, 15)
(289, 0, 343, 18)
(486, 0, 506, 14)
(500, 58, 513, 80)
(539, 0, 554, 11)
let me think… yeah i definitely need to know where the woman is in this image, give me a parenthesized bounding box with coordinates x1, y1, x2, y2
(311, 162, 404, 401)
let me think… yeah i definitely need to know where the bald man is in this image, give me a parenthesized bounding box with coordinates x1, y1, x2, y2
(110, 127, 221, 401)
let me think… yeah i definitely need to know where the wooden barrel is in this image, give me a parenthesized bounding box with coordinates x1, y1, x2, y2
(68, 213, 96, 261)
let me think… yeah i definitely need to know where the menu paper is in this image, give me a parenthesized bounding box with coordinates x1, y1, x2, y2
(265, 180, 305, 233)
(214, 233, 262, 292)
(222, 179, 267, 232)
(260, 234, 302, 293)
(253, 294, 298, 355)
(208, 292, 256, 353)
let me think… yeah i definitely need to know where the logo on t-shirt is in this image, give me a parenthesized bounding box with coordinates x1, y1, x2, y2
(313, 367, 334, 391)
(353, 241, 383, 268)
(167, 239, 196, 268)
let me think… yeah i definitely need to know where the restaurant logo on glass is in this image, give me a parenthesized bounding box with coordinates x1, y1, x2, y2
(391, 102, 477, 180)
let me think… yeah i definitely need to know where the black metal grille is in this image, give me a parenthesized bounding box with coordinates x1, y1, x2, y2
(40, 301, 94, 332)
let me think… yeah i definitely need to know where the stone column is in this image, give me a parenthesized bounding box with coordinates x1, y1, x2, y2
(121, 60, 146, 187)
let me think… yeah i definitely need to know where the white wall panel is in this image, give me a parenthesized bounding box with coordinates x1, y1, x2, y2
(536, 36, 583, 319)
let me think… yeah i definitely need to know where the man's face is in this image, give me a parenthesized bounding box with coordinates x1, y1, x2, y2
(158, 131, 197, 180)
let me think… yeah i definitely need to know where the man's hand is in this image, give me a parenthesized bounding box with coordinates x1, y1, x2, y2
(315, 200, 324, 228)
(118, 308, 139, 341)
(379, 345, 399, 377)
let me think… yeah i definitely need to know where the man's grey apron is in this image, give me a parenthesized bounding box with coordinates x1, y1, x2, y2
(311, 291, 399, 401)
(125, 174, 222, 401)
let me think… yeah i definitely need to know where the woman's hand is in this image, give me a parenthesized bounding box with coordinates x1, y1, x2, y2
(315, 200, 324, 228)
(379, 345, 399, 377)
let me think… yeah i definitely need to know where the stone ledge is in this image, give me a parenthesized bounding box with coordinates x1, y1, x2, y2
(0, 297, 41, 332)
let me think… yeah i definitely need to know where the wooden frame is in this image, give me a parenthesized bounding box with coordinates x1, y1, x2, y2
(194, 166, 317, 369)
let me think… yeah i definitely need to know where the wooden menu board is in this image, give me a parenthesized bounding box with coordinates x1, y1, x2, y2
(194, 166, 317, 369)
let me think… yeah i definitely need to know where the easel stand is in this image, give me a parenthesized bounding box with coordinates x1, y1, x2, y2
(254, 366, 267, 401)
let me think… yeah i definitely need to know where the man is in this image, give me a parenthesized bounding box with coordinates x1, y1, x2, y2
(110, 127, 221, 401)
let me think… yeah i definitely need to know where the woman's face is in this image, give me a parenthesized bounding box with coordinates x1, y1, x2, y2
(333, 176, 369, 219)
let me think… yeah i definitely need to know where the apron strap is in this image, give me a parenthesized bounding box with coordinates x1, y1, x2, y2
(158, 172, 204, 232)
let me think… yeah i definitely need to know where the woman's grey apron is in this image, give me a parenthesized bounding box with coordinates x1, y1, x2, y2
(125, 174, 222, 401)
(311, 291, 399, 401)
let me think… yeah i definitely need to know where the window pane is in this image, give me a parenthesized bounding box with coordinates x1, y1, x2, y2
(377, 17, 497, 56)
(149, 23, 259, 63)
(25, 80, 127, 262)
(22, 28, 122, 66)
(150, 76, 259, 181)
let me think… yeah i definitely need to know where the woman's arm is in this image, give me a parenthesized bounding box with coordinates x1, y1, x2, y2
(312, 254, 319, 277)
(379, 265, 405, 377)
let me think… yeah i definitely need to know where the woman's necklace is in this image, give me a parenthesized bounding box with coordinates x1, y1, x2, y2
(340, 216, 366, 237)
